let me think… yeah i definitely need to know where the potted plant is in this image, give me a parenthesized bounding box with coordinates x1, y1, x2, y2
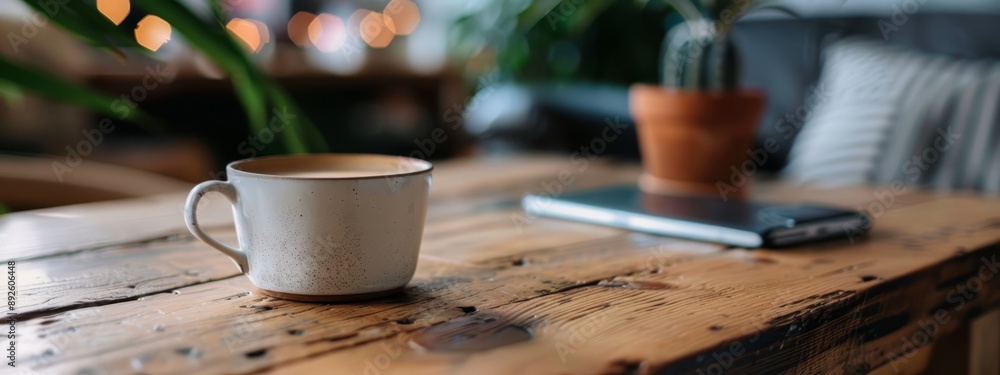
(631, 0, 780, 196)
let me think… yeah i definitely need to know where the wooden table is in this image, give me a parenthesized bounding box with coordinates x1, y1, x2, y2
(4, 156, 1000, 375)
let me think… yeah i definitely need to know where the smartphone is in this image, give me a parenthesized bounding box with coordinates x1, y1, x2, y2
(521, 185, 870, 248)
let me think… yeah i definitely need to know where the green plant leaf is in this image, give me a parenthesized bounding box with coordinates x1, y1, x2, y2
(0, 55, 157, 128)
(231, 71, 268, 140)
(137, 0, 323, 154)
(265, 82, 329, 153)
(135, 0, 270, 143)
(135, 1, 245, 73)
(516, 0, 563, 29)
(9, 0, 323, 153)
(263, 84, 307, 154)
(208, 0, 226, 23)
(0, 78, 24, 103)
(22, 0, 138, 56)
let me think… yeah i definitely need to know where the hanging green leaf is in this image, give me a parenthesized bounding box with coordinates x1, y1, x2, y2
(3, 0, 325, 154)
(0, 55, 158, 129)
(0, 78, 24, 103)
(265, 81, 329, 153)
(134, 1, 245, 72)
(136, 0, 321, 154)
(21, 0, 138, 56)
(231, 71, 269, 141)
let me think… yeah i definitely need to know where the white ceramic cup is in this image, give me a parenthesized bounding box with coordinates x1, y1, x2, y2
(184, 154, 432, 302)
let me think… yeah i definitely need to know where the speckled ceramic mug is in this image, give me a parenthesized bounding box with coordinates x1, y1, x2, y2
(184, 154, 432, 302)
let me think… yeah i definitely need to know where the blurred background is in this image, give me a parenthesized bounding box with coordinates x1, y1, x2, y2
(2, 0, 999, 211)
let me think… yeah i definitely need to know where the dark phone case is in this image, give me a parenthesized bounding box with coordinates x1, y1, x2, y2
(540, 186, 869, 247)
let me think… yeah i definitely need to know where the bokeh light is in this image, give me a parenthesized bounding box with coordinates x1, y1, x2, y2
(97, 0, 130, 26)
(347, 9, 373, 39)
(250, 19, 271, 46)
(360, 12, 394, 49)
(135, 15, 171, 52)
(383, 0, 419, 36)
(226, 18, 264, 53)
(287, 11, 316, 48)
(308, 13, 347, 53)
(383, 14, 397, 35)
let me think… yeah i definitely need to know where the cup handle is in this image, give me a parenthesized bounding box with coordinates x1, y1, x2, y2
(184, 181, 249, 274)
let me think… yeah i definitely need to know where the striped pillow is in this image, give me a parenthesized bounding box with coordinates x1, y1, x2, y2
(783, 38, 1000, 193)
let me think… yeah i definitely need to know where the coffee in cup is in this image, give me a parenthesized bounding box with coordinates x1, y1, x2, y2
(184, 154, 432, 302)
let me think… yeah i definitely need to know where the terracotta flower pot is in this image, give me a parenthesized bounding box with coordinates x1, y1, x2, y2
(629, 84, 764, 196)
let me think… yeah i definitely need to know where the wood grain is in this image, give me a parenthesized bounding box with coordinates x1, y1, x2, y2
(11, 231, 239, 319)
(22, 232, 708, 374)
(0, 193, 233, 262)
(268, 197, 1000, 375)
(7, 156, 1000, 375)
(8, 157, 640, 318)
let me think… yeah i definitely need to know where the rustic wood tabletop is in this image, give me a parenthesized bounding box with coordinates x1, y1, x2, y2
(3, 156, 999, 375)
